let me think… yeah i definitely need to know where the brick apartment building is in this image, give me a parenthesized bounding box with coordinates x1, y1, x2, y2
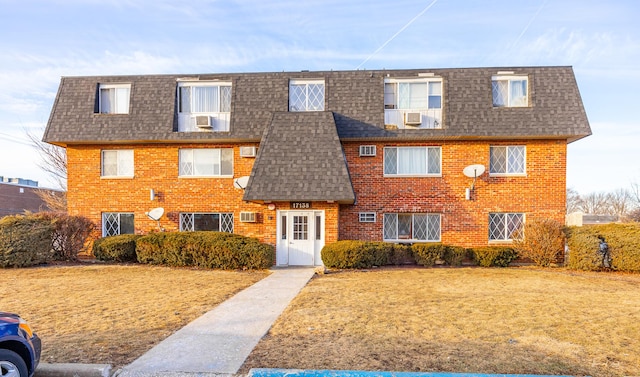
(0, 177, 58, 217)
(43, 67, 591, 266)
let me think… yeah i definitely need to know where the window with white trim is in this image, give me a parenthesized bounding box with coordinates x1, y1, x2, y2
(383, 213, 440, 242)
(384, 146, 441, 176)
(492, 75, 528, 107)
(179, 148, 233, 177)
(178, 82, 232, 114)
(101, 150, 134, 177)
(102, 213, 134, 237)
(384, 79, 442, 110)
(179, 213, 233, 233)
(490, 146, 526, 175)
(99, 84, 131, 114)
(489, 213, 524, 241)
(359, 212, 376, 223)
(289, 80, 325, 111)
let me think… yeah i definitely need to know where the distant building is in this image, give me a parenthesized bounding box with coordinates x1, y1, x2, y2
(566, 211, 620, 227)
(0, 177, 61, 217)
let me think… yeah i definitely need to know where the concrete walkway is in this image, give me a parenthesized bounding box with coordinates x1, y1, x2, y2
(117, 267, 316, 377)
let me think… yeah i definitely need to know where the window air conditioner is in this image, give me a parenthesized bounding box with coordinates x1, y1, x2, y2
(240, 212, 257, 223)
(404, 112, 422, 125)
(193, 115, 212, 128)
(359, 145, 377, 157)
(240, 146, 257, 157)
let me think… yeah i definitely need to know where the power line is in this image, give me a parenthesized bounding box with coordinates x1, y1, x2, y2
(356, 0, 439, 69)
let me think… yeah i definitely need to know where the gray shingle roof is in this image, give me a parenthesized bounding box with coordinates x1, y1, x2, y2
(43, 66, 591, 145)
(242, 112, 355, 203)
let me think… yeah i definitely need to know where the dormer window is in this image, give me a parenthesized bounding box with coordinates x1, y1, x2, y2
(383, 78, 442, 129)
(289, 79, 325, 111)
(177, 81, 232, 132)
(492, 75, 528, 107)
(99, 84, 130, 114)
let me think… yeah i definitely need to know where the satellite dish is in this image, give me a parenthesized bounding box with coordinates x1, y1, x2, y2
(146, 207, 164, 221)
(233, 176, 250, 189)
(463, 164, 486, 178)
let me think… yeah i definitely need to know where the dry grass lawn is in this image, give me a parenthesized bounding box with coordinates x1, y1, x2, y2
(241, 267, 640, 377)
(0, 264, 268, 368)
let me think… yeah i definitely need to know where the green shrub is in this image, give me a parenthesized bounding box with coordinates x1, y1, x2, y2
(0, 215, 55, 267)
(35, 212, 95, 261)
(389, 243, 415, 265)
(566, 223, 640, 272)
(469, 246, 518, 267)
(135, 231, 273, 270)
(93, 234, 141, 262)
(443, 246, 468, 266)
(513, 218, 566, 267)
(412, 243, 446, 267)
(322, 241, 387, 268)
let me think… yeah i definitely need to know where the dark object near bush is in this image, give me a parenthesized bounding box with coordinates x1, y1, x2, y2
(566, 223, 640, 272)
(135, 231, 274, 270)
(93, 234, 141, 262)
(468, 246, 518, 267)
(0, 215, 55, 268)
(513, 218, 566, 267)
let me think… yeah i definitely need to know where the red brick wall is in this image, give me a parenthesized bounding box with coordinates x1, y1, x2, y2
(66, 144, 341, 247)
(67, 139, 567, 250)
(339, 140, 567, 247)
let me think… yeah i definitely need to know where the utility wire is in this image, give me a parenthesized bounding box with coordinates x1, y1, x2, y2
(356, 0, 439, 69)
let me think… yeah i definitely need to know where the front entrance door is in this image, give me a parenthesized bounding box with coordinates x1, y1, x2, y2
(276, 210, 324, 266)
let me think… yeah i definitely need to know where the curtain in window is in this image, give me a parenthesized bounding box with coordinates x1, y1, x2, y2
(100, 89, 113, 113)
(220, 86, 232, 112)
(384, 83, 397, 109)
(398, 147, 427, 175)
(398, 83, 428, 109)
(115, 87, 130, 113)
(192, 86, 218, 113)
(510, 80, 527, 106)
(507, 146, 525, 173)
(117, 150, 134, 176)
(490, 146, 507, 174)
(102, 151, 118, 176)
(220, 148, 233, 175)
(193, 149, 219, 176)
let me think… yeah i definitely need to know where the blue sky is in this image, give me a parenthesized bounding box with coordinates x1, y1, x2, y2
(0, 0, 638, 194)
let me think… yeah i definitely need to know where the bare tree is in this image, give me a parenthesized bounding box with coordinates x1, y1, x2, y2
(631, 180, 640, 208)
(26, 127, 67, 211)
(578, 192, 610, 215)
(607, 188, 632, 218)
(566, 187, 582, 214)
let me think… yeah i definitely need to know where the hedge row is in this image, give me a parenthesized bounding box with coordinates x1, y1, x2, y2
(0, 213, 94, 268)
(94, 231, 274, 270)
(567, 223, 640, 272)
(321, 241, 518, 269)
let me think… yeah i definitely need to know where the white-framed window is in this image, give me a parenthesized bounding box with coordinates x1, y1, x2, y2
(179, 213, 233, 233)
(489, 213, 524, 241)
(101, 150, 134, 177)
(289, 79, 325, 111)
(178, 82, 232, 114)
(359, 145, 377, 157)
(179, 148, 233, 177)
(102, 213, 134, 237)
(99, 84, 131, 114)
(383, 213, 441, 242)
(359, 212, 376, 223)
(384, 79, 442, 110)
(384, 146, 441, 176)
(492, 75, 528, 107)
(490, 146, 526, 175)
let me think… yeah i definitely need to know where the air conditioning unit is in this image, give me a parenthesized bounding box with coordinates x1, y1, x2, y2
(359, 145, 376, 157)
(404, 112, 422, 125)
(240, 212, 257, 223)
(193, 115, 212, 128)
(240, 146, 257, 157)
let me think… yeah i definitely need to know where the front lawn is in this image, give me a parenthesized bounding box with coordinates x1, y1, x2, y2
(241, 267, 640, 377)
(0, 264, 268, 368)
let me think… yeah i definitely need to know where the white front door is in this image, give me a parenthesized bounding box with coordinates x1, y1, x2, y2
(277, 210, 324, 266)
